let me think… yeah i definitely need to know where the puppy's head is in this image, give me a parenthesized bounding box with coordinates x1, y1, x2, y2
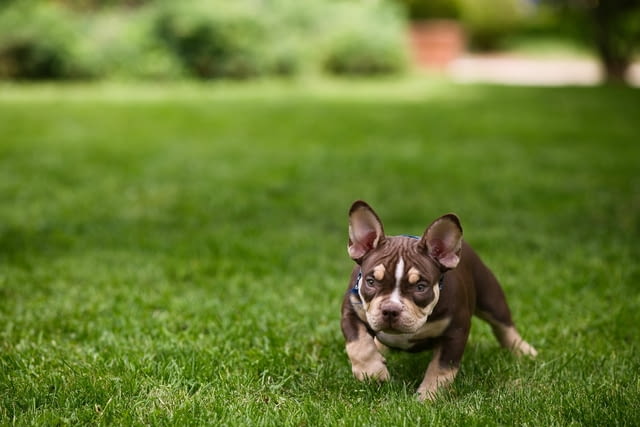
(348, 200, 462, 334)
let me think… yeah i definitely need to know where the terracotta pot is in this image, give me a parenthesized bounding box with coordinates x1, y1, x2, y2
(409, 20, 465, 70)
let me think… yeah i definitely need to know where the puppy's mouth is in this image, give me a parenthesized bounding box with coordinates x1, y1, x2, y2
(383, 325, 422, 335)
(375, 320, 420, 335)
(380, 326, 403, 335)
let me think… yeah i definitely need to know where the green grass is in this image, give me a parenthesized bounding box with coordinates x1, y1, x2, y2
(1, 79, 639, 425)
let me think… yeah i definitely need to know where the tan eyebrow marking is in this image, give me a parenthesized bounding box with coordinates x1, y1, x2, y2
(408, 267, 421, 284)
(373, 264, 386, 281)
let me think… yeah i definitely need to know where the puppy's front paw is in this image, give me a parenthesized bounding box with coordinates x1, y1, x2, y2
(416, 365, 458, 402)
(416, 380, 446, 402)
(513, 340, 538, 358)
(346, 340, 390, 381)
(416, 388, 437, 402)
(352, 358, 390, 382)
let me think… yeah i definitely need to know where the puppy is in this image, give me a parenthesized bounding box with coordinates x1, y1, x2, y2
(341, 201, 537, 401)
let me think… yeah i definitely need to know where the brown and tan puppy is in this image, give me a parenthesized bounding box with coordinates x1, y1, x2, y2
(341, 200, 537, 401)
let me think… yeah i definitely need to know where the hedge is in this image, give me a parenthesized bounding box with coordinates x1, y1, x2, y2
(0, 0, 409, 80)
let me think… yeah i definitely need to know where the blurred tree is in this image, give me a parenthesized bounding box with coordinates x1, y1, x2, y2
(559, 0, 640, 83)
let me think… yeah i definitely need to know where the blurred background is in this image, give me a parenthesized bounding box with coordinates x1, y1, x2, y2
(0, 0, 638, 86)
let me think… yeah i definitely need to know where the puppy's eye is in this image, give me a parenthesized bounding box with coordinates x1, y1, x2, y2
(415, 282, 429, 292)
(365, 277, 375, 287)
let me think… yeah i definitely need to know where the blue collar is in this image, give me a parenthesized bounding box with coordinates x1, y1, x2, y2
(351, 270, 445, 295)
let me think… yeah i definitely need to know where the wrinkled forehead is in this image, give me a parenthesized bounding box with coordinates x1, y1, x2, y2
(362, 236, 437, 275)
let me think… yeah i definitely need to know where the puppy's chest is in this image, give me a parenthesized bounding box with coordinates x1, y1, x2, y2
(375, 317, 451, 350)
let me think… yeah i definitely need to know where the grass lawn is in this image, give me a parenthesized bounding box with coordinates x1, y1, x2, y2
(1, 79, 639, 425)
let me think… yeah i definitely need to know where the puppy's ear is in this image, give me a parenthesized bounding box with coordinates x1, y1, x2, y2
(420, 214, 463, 270)
(348, 200, 386, 262)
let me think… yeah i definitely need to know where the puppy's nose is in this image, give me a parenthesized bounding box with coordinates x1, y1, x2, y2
(381, 303, 402, 320)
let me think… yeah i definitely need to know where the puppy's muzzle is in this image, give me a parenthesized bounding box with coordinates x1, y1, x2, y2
(380, 301, 403, 329)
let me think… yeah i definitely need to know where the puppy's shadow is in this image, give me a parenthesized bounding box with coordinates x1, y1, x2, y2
(386, 341, 530, 396)
(386, 350, 432, 389)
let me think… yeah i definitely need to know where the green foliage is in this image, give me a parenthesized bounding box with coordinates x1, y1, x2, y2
(457, 0, 527, 51)
(53, 0, 151, 10)
(321, 1, 408, 76)
(0, 0, 409, 80)
(561, 0, 640, 82)
(1, 81, 639, 424)
(75, 8, 185, 80)
(154, 0, 408, 79)
(397, 0, 460, 20)
(154, 1, 269, 79)
(0, 2, 79, 79)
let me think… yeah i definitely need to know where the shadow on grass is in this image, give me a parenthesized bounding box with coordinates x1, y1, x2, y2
(383, 340, 536, 397)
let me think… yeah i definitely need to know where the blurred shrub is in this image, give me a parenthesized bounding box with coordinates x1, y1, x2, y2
(396, 0, 460, 20)
(257, 0, 333, 76)
(154, 1, 269, 79)
(0, 0, 409, 80)
(321, 1, 408, 75)
(154, 0, 408, 78)
(53, 0, 151, 10)
(457, 0, 526, 51)
(75, 8, 184, 79)
(0, 2, 80, 79)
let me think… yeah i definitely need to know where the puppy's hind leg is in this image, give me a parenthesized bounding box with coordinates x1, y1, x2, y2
(472, 260, 537, 357)
(476, 310, 538, 357)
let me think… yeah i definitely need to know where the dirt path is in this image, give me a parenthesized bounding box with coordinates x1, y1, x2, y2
(446, 54, 640, 86)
